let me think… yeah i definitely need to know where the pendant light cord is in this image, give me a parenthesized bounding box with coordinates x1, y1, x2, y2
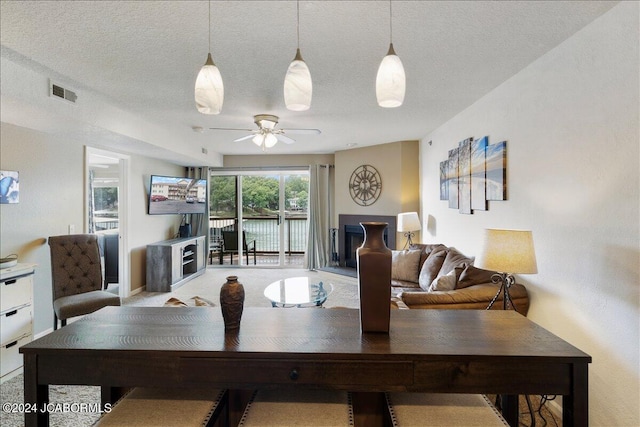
(296, 0, 300, 50)
(208, 0, 211, 53)
(389, 0, 393, 44)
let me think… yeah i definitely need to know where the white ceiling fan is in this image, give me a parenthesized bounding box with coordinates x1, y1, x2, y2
(208, 114, 321, 150)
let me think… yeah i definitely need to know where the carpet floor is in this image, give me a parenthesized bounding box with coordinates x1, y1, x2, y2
(1, 267, 560, 426)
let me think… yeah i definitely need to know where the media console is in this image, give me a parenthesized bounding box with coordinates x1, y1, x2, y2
(146, 236, 206, 292)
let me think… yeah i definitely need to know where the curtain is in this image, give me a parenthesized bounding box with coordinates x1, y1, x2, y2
(186, 167, 209, 242)
(305, 164, 333, 270)
(88, 169, 95, 234)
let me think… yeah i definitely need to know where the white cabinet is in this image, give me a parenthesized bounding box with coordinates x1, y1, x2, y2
(1, 263, 35, 381)
(146, 236, 206, 292)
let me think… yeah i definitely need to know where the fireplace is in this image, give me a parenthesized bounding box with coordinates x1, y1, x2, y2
(338, 214, 396, 268)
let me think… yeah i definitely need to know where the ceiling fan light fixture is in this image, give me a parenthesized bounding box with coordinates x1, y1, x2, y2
(195, 53, 224, 115)
(285, 49, 312, 111)
(252, 134, 264, 147)
(264, 133, 278, 148)
(376, 43, 405, 108)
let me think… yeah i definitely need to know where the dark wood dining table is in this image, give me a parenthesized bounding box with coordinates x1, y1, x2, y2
(21, 306, 591, 427)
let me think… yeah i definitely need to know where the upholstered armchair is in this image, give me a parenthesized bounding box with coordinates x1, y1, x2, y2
(48, 234, 121, 329)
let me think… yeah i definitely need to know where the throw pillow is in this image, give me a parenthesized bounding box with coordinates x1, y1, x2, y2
(391, 249, 422, 283)
(410, 243, 447, 271)
(418, 250, 447, 291)
(428, 269, 457, 292)
(457, 265, 499, 289)
(439, 247, 475, 276)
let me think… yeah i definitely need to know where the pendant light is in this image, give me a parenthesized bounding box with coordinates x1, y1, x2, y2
(376, 0, 405, 108)
(284, 0, 312, 111)
(195, 0, 224, 115)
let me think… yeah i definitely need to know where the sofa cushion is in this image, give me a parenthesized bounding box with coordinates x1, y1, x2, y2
(410, 243, 447, 271)
(439, 248, 474, 276)
(457, 265, 499, 289)
(418, 250, 447, 291)
(391, 249, 422, 283)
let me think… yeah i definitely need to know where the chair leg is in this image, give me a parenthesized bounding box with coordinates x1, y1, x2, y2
(61, 319, 67, 327)
(54, 313, 58, 331)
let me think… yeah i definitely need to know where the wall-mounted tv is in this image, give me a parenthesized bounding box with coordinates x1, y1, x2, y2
(148, 175, 207, 215)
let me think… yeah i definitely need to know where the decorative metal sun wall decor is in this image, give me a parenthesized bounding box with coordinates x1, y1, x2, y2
(349, 164, 382, 206)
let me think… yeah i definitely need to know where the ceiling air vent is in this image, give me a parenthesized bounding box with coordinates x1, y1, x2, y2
(49, 80, 77, 104)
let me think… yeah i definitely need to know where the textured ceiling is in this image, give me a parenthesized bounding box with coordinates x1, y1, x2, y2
(0, 1, 617, 161)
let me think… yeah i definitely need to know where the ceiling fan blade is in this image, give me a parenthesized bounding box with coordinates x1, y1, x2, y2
(234, 134, 256, 142)
(209, 127, 255, 132)
(280, 128, 321, 135)
(275, 134, 296, 144)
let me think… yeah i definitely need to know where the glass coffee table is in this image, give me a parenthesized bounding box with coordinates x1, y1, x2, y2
(263, 277, 333, 307)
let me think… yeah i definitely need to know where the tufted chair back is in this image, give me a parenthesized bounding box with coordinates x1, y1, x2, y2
(49, 234, 103, 300)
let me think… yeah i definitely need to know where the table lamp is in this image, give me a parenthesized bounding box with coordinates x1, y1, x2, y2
(397, 212, 421, 249)
(477, 229, 537, 311)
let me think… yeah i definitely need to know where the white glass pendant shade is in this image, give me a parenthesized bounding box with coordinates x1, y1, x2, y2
(376, 43, 405, 108)
(284, 49, 312, 111)
(252, 134, 264, 146)
(195, 53, 224, 115)
(264, 133, 278, 148)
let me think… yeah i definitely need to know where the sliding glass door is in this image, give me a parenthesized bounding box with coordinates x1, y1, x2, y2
(210, 168, 308, 267)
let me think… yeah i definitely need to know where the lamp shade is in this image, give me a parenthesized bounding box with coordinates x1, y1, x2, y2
(252, 134, 264, 147)
(284, 49, 312, 111)
(397, 212, 421, 233)
(376, 43, 405, 108)
(477, 229, 538, 274)
(264, 133, 278, 148)
(195, 53, 224, 115)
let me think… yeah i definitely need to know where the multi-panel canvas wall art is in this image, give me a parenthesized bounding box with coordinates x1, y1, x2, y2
(0, 170, 19, 204)
(486, 141, 507, 201)
(458, 138, 472, 215)
(439, 137, 506, 214)
(471, 136, 488, 210)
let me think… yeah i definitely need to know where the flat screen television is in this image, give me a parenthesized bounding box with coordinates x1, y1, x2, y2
(148, 175, 207, 215)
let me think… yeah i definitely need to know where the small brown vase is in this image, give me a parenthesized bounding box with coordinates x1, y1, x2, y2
(220, 275, 245, 332)
(356, 222, 392, 333)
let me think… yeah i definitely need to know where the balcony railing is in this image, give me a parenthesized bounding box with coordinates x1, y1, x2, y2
(210, 216, 308, 255)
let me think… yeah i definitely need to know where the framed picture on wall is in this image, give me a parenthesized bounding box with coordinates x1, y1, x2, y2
(471, 136, 488, 210)
(486, 141, 507, 201)
(439, 160, 449, 201)
(0, 170, 19, 204)
(447, 148, 459, 209)
(458, 138, 473, 214)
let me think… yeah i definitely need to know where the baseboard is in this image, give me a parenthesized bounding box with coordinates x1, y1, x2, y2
(35, 327, 53, 340)
(129, 286, 144, 296)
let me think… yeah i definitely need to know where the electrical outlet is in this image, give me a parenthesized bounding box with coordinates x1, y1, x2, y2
(68, 224, 75, 234)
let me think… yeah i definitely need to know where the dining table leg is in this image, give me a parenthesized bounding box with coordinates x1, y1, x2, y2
(23, 354, 48, 427)
(563, 362, 589, 427)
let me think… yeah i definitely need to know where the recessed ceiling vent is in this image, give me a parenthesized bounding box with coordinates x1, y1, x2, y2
(49, 80, 77, 104)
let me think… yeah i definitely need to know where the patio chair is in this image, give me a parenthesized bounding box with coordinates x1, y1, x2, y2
(220, 231, 256, 265)
(48, 234, 121, 330)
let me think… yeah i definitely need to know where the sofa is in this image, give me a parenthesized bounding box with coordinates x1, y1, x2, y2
(391, 243, 529, 315)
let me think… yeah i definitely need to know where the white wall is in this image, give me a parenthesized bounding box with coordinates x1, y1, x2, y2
(0, 122, 185, 334)
(419, 3, 639, 425)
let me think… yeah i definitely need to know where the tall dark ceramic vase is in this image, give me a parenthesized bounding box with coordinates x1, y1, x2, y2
(220, 275, 245, 332)
(356, 222, 392, 333)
